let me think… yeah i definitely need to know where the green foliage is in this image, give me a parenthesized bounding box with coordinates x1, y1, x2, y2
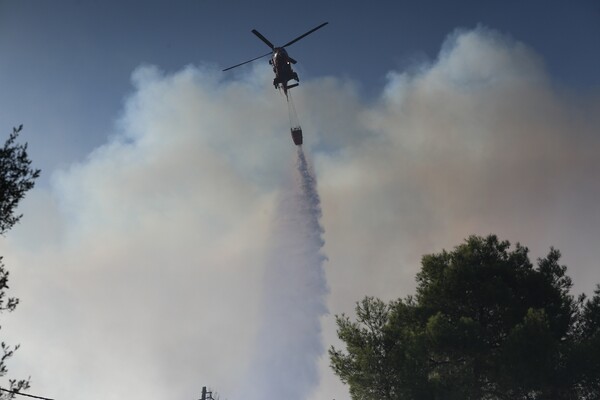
(330, 235, 600, 399)
(0, 126, 39, 399)
(0, 125, 40, 235)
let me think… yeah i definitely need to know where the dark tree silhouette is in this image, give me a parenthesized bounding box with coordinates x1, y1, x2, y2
(0, 126, 40, 399)
(330, 235, 600, 399)
(0, 125, 40, 234)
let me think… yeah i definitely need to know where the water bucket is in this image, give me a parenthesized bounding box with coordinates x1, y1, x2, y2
(291, 127, 303, 146)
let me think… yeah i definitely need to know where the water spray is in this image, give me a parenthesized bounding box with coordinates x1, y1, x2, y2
(239, 138, 327, 400)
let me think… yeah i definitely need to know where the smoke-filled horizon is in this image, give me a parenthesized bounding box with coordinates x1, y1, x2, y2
(0, 26, 598, 400)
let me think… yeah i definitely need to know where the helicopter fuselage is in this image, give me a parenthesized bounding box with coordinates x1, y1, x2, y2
(270, 48, 298, 91)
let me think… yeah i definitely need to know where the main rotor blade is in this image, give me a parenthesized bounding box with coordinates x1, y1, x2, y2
(282, 22, 328, 48)
(251, 29, 275, 49)
(222, 51, 272, 72)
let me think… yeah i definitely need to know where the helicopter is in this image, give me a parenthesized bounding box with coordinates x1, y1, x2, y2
(222, 22, 328, 95)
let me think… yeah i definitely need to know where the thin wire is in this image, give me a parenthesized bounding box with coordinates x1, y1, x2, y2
(0, 388, 54, 400)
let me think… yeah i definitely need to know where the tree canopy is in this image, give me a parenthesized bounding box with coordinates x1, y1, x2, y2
(330, 235, 600, 399)
(0, 126, 39, 399)
(0, 125, 40, 235)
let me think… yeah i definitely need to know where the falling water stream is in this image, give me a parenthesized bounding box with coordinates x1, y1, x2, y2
(240, 146, 328, 400)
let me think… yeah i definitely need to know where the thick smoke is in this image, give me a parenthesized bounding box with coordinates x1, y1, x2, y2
(240, 147, 328, 400)
(0, 26, 598, 400)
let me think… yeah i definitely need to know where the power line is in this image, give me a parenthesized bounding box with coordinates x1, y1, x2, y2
(0, 388, 54, 400)
(2, 385, 215, 400)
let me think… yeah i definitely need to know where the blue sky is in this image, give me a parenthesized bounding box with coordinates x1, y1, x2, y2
(1, 2, 600, 400)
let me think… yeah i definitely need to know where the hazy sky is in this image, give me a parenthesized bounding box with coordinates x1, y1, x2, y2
(0, 1, 599, 400)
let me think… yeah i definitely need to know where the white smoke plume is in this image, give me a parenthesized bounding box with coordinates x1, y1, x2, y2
(0, 26, 598, 400)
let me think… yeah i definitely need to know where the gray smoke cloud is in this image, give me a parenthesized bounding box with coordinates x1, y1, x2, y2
(0, 26, 598, 400)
